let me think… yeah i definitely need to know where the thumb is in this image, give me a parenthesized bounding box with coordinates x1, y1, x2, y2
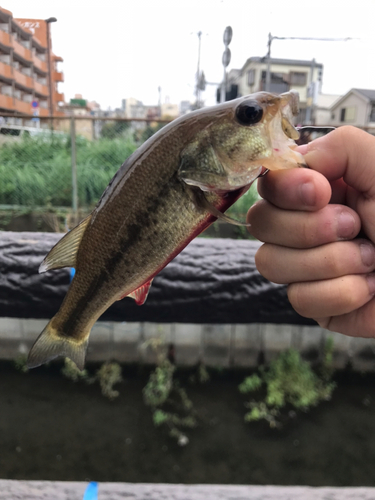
(298, 126, 375, 241)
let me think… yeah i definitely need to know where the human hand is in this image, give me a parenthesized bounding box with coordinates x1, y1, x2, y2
(247, 126, 375, 337)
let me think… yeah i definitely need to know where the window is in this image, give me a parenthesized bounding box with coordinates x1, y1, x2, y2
(289, 72, 307, 86)
(340, 106, 356, 123)
(260, 71, 289, 93)
(247, 69, 255, 86)
(370, 104, 375, 123)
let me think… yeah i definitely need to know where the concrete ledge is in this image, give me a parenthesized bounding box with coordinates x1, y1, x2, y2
(1, 317, 375, 371)
(1, 480, 375, 500)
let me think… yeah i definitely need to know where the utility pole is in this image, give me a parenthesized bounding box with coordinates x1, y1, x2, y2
(265, 32, 272, 92)
(45, 17, 57, 128)
(265, 34, 357, 119)
(158, 86, 162, 118)
(196, 31, 202, 108)
(221, 26, 232, 103)
(305, 58, 316, 124)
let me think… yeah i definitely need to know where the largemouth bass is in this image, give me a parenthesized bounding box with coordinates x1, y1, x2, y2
(28, 91, 305, 370)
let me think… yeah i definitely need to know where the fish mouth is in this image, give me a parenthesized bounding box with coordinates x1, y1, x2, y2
(264, 93, 307, 171)
(262, 144, 307, 171)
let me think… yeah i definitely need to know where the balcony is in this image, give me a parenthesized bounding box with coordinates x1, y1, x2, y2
(54, 91, 64, 103)
(12, 38, 32, 63)
(14, 98, 31, 114)
(13, 68, 33, 89)
(38, 107, 49, 117)
(34, 81, 48, 96)
(32, 54, 47, 73)
(0, 61, 13, 80)
(53, 71, 64, 82)
(0, 93, 13, 111)
(0, 29, 11, 48)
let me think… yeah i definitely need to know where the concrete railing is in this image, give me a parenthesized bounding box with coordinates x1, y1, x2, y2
(0, 231, 307, 324)
(1, 232, 375, 371)
(1, 480, 375, 499)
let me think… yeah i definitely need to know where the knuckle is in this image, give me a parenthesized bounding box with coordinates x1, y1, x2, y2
(337, 281, 360, 311)
(254, 246, 269, 276)
(287, 283, 310, 317)
(255, 245, 284, 283)
(300, 217, 317, 248)
(316, 317, 332, 330)
(323, 251, 342, 276)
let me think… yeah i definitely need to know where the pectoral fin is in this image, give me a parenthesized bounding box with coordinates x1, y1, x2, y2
(188, 186, 250, 227)
(39, 214, 92, 273)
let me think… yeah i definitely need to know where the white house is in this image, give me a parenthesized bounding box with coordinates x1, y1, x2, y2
(329, 88, 375, 127)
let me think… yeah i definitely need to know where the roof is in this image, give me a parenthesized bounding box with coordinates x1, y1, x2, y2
(242, 56, 323, 71)
(352, 89, 375, 101)
(316, 93, 342, 108)
(330, 88, 375, 110)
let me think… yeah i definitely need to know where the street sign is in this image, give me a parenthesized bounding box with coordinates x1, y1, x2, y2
(31, 100, 39, 108)
(222, 47, 231, 67)
(223, 26, 233, 46)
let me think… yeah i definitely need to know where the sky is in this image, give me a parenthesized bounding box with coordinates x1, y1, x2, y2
(9, 0, 375, 110)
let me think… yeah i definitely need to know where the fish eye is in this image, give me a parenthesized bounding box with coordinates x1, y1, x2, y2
(235, 100, 263, 126)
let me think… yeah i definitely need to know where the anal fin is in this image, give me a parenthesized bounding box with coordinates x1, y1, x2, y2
(119, 279, 154, 305)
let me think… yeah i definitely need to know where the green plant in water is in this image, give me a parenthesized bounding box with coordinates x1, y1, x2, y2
(96, 362, 123, 400)
(61, 359, 122, 400)
(239, 341, 336, 428)
(61, 358, 90, 382)
(14, 354, 29, 373)
(142, 339, 197, 445)
(189, 362, 210, 384)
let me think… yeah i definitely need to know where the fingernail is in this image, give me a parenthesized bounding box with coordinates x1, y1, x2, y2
(360, 243, 375, 267)
(300, 182, 316, 206)
(366, 273, 375, 295)
(295, 144, 309, 155)
(337, 211, 356, 239)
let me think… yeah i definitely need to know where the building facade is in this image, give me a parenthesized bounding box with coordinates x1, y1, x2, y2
(226, 57, 323, 124)
(0, 6, 64, 124)
(329, 88, 375, 128)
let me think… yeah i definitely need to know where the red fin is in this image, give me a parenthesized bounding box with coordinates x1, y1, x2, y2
(120, 279, 153, 305)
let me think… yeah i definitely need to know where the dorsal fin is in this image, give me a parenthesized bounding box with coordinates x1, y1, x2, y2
(39, 214, 92, 273)
(119, 279, 154, 305)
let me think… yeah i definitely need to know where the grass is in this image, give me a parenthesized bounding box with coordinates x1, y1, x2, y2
(0, 133, 137, 208)
(0, 132, 260, 236)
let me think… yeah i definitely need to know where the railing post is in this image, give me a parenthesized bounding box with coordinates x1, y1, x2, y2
(70, 116, 78, 223)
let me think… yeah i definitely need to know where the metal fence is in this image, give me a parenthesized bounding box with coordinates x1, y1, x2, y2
(0, 115, 169, 231)
(1, 115, 374, 233)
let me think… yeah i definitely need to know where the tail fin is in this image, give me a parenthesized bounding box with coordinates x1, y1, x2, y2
(27, 321, 88, 371)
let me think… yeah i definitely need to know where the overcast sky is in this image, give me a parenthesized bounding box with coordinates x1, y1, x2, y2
(10, 0, 375, 109)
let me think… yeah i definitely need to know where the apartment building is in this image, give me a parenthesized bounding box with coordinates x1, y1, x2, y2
(0, 6, 64, 123)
